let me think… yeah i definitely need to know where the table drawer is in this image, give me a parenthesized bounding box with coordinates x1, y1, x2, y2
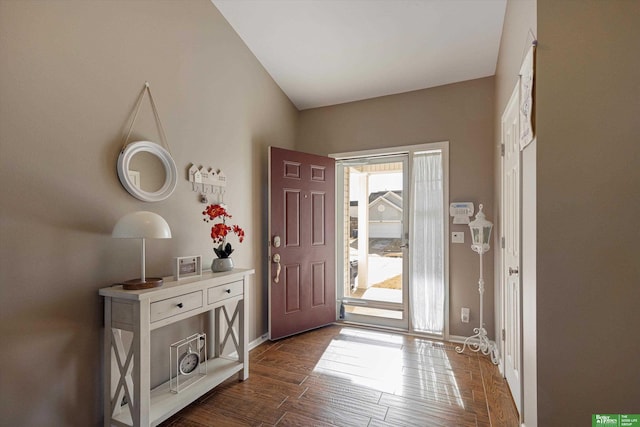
(208, 280, 243, 305)
(150, 291, 203, 323)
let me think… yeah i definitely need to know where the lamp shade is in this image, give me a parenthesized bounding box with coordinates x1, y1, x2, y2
(112, 211, 172, 239)
(469, 204, 492, 254)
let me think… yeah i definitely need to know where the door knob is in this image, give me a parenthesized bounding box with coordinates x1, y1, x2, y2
(509, 266, 519, 276)
(273, 254, 281, 283)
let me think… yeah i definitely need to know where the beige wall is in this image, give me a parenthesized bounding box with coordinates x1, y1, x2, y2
(494, 0, 537, 424)
(0, 1, 297, 425)
(297, 77, 496, 338)
(536, 0, 640, 424)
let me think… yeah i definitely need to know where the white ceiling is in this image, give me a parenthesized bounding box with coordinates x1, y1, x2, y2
(212, 0, 507, 110)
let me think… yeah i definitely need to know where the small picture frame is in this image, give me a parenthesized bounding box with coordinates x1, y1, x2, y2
(174, 256, 202, 280)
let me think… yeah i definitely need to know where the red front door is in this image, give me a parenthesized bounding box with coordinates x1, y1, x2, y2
(268, 147, 336, 340)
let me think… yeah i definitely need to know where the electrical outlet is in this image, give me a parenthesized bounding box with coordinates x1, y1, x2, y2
(452, 231, 464, 243)
(461, 307, 470, 323)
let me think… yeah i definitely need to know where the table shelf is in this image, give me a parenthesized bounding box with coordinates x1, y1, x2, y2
(113, 357, 243, 426)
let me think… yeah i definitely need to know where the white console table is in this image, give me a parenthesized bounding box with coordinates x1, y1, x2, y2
(99, 268, 254, 427)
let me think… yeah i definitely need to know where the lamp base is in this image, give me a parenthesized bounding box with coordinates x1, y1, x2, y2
(121, 278, 164, 290)
(455, 327, 499, 364)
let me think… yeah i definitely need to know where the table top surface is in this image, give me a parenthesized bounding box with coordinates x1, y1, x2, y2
(99, 268, 254, 300)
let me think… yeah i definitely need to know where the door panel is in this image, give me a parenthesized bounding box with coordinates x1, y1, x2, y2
(284, 190, 300, 247)
(311, 262, 326, 306)
(269, 147, 336, 340)
(311, 192, 326, 245)
(284, 264, 300, 313)
(501, 85, 522, 416)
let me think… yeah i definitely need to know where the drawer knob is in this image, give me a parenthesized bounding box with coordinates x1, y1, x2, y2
(177, 303, 184, 308)
(225, 289, 231, 294)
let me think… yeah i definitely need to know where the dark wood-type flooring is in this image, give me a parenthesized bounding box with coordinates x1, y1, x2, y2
(161, 325, 519, 426)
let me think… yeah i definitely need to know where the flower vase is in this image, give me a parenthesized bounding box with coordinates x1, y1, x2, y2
(211, 257, 233, 272)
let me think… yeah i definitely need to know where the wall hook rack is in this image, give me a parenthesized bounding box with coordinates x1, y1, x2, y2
(188, 164, 227, 203)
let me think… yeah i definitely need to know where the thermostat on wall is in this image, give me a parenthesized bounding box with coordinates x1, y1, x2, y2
(450, 202, 474, 224)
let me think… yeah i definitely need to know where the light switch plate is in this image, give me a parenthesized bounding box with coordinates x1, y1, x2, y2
(452, 231, 464, 243)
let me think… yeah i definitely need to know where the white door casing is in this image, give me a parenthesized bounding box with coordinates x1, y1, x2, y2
(501, 83, 522, 417)
(332, 142, 449, 335)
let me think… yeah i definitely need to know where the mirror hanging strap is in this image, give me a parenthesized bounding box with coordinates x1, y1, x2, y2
(121, 82, 172, 155)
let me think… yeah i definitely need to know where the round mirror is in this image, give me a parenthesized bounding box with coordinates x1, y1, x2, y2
(129, 150, 166, 193)
(117, 141, 177, 202)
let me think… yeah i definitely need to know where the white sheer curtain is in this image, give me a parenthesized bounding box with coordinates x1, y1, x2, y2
(410, 152, 444, 334)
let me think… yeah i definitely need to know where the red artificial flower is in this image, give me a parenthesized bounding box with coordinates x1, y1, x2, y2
(210, 223, 230, 243)
(232, 225, 245, 243)
(202, 204, 245, 248)
(203, 204, 231, 221)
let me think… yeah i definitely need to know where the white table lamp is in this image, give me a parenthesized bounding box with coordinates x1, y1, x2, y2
(112, 211, 172, 290)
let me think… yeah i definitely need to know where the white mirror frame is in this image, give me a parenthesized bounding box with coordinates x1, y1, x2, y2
(117, 141, 178, 202)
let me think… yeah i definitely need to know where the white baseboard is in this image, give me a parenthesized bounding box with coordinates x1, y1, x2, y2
(249, 334, 268, 351)
(227, 334, 268, 359)
(448, 334, 480, 345)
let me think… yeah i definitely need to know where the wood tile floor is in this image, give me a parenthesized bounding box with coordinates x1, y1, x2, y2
(161, 325, 519, 426)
